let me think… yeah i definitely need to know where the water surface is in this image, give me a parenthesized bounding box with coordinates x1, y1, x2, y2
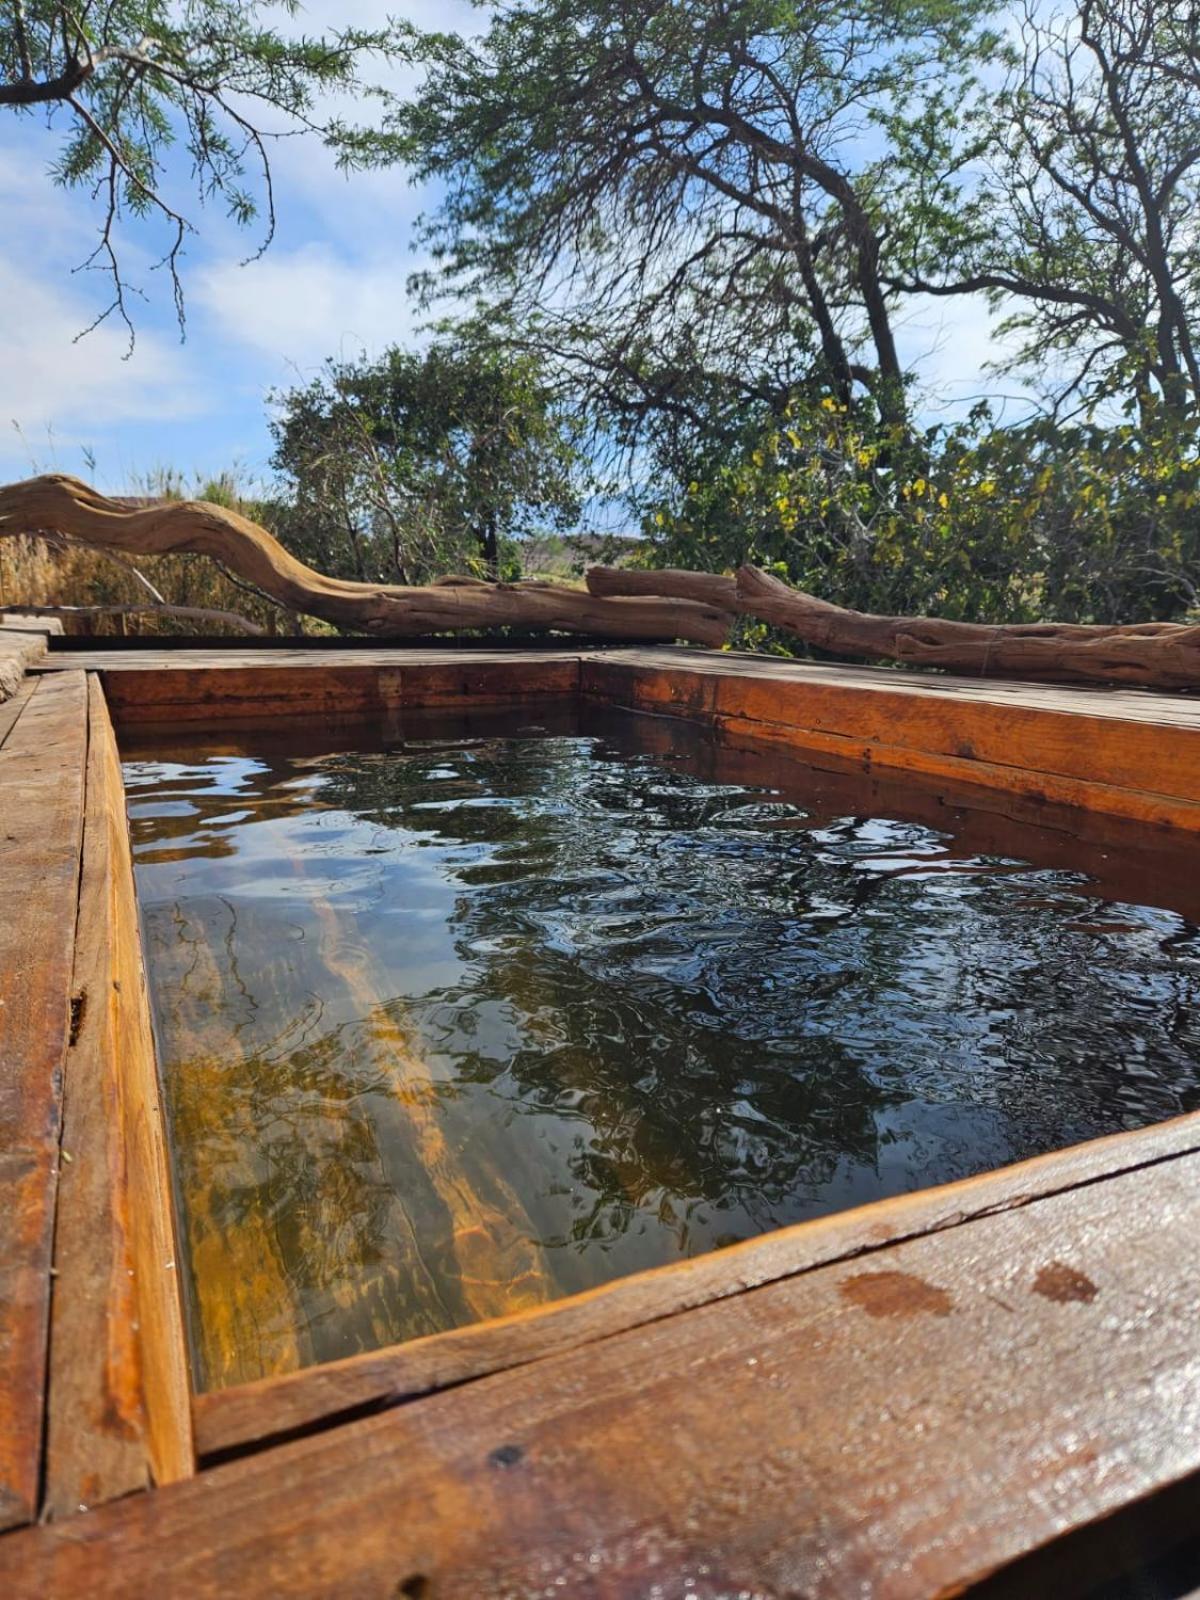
(124, 709, 1200, 1390)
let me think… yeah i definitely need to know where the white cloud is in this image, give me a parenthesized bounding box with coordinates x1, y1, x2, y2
(195, 242, 430, 378)
(897, 292, 1038, 424)
(0, 255, 203, 443)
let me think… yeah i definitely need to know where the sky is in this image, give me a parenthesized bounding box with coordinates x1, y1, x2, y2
(0, 1, 1030, 501)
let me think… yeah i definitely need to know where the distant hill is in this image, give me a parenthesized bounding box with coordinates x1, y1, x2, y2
(516, 532, 644, 579)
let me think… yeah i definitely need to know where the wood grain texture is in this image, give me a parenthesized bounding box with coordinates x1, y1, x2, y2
(44, 680, 152, 1515)
(0, 671, 87, 1528)
(579, 655, 1200, 830)
(79, 681, 193, 1488)
(585, 563, 1200, 687)
(0, 677, 37, 753)
(735, 564, 1200, 688)
(0, 616, 55, 703)
(587, 566, 738, 610)
(92, 655, 581, 728)
(192, 1107, 1200, 1459)
(0, 475, 729, 644)
(6, 1148, 1200, 1597)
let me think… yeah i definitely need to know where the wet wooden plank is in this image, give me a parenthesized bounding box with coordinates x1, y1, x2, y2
(585, 646, 1200, 729)
(581, 657, 1200, 829)
(35, 643, 1200, 732)
(96, 680, 195, 1487)
(6, 1147, 1200, 1597)
(192, 1106, 1200, 1459)
(0, 671, 87, 1529)
(43, 680, 194, 1517)
(95, 656, 580, 726)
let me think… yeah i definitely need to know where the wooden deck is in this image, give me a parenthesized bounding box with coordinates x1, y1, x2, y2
(3, 641, 1200, 1594)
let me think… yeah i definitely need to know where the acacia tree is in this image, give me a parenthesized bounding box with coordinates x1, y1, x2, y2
(890, 0, 1200, 419)
(392, 0, 1000, 435)
(270, 339, 588, 584)
(0, 0, 402, 343)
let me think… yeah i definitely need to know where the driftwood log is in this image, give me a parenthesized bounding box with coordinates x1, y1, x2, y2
(0, 475, 730, 646)
(4, 473, 1195, 683)
(587, 564, 1200, 690)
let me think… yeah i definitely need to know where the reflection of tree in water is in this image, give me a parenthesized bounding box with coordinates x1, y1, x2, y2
(315, 735, 1200, 1253)
(131, 726, 1200, 1381)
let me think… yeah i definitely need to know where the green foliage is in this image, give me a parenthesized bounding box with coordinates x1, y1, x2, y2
(888, 0, 1200, 419)
(0, 1, 404, 341)
(643, 395, 1200, 628)
(390, 0, 1001, 431)
(270, 339, 589, 584)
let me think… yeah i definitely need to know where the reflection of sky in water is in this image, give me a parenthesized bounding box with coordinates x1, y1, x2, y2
(125, 731, 1200, 1388)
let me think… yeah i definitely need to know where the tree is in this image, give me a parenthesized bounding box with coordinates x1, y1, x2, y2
(392, 0, 1000, 435)
(889, 0, 1200, 420)
(270, 338, 589, 583)
(0, 0, 402, 344)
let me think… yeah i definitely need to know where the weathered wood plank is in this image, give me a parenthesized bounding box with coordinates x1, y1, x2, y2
(0, 671, 87, 1529)
(37, 643, 1200, 727)
(579, 647, 1200, 729)
(96, 680, 195, 1484)
(580, 657, 1200, 829)
(0, 677, 37, 753)
(45, 684, 150, 1513)
(43, 679, 194, 1516)
(192, 1106, 1200, 1459)
(6, 1148, 1200, 1597)
(0, 617, 57, 704)
(96, 657, 580, 727)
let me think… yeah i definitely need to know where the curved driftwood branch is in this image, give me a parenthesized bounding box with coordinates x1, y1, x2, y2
(0, 476, 730, 646)
(735, 566, 1200, 688)
(586, 562, 1200, 689)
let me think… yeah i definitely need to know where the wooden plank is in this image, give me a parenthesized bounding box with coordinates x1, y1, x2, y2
(0, 624, 47, 700)
(0, 671, 87, 1529)
(36, 646, 595, 673)
(585, 646, 1200, 729)
(98, 678, 195, 1489)
(43, 679, 193, 1517)
(580, 658, 1200, 829)
(97, 656, 580, 726)
(6, 1148, 1200, 1596)
(0, 677, 37, 754)
(191, 1105, 1200, 1459)
(37, 643, 1200, 734)
(151, 827, 557, 1394)
(45, 683, 149, 1514)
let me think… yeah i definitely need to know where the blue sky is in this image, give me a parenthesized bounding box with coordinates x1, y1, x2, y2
(0, 1, 1028, 501)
